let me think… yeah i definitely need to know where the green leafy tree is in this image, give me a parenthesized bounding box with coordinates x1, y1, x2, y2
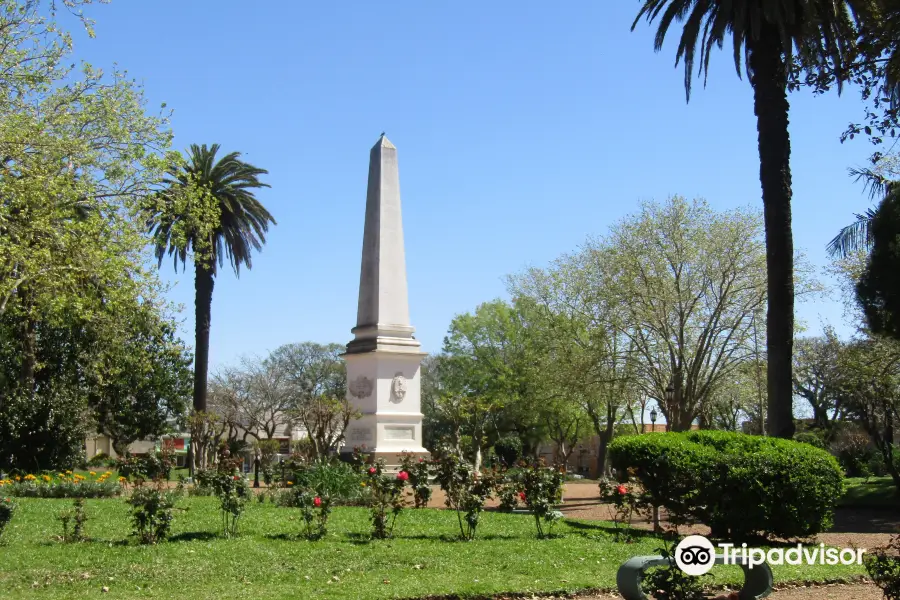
(633, 0, 870, 438)
(0, 0, 179, 470)
(441, 300, 542, 470)
(145, 144, 275, 414)
(857, 189, 900, 339)
(266, 342, 352, 458)
(509, 270, 637, 475)
(832, 336, 900, 490)
(88, 301, 193, 455)
(593, 197, 771, 431)
(793, 329, 844, 431)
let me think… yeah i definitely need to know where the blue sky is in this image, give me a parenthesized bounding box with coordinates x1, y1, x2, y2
(69, 1, 875, 369)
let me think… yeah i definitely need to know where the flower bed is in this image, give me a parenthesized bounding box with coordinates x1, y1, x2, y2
(0, 471, 122, 498)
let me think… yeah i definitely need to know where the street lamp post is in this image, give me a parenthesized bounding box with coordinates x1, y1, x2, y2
(649, 407, 658, 430)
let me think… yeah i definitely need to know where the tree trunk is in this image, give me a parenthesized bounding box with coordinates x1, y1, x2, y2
(193, 262, 215, 413)
(17, 283, 35, 395)
(749, 23, 796, 440)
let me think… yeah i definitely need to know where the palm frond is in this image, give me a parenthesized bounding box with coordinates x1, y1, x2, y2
(144, 143, 276, 277)
(827, 209, 877, 257)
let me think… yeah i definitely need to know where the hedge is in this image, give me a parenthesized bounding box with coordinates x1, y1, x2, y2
(608, 430, 843, 541)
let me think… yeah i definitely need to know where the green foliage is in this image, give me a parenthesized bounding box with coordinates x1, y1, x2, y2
(866, 535, 900, 600)
(0, 0, 184, 472)
(517, 463, 565, 539)
(640, 540, 708, 600)
(609, 431, 843, 541)
(364, 460, 408, 540)
(0, 390, 87, 471)
(432, 449, 495, 540)
(831, 429, 879, 477)
(57, 498, 87, 543)
(857, 192, 900, 340)
(399, 453, 432, 508)
(598, 477, 646, 541)
(283, 460, 366, 506)
(295, 490, 331, 540)
(116, 453, 173, 483)
(206, 471, 250, 538)
(128, 486, 178, 544)
(2, 475, 120, 498)
(86, 453, 113, 468)
(493, 435, 523, 468)
(793, 431, 827, 449)
(0, 496, 14, 542)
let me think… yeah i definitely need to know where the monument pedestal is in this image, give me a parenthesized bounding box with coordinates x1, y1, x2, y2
(341, 135, 429, 467)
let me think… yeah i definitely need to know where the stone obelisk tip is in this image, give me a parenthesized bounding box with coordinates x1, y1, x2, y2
(375, 133, 395, 149)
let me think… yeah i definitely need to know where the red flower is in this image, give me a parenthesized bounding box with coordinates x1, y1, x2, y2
(616, 485, 627, 495)
(518, 491, 526, 501)
(397, 471, 409, 481)
(368, 467, 376, 475)
(313, 496, 322, 507)
(233, 476, 239, 481)
(418, 458, 424, 463)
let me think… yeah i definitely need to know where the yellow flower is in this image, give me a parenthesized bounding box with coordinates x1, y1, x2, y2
(14, 475, 20, 481)
(42, 475, 51, 482)
(24, 474, 36, 481)
(58, 473, 65, 478)
(89, 471, 96, 476)
(118, 477, 126, 482)
(65, 470, 72, 475)
(287, 481, 293, 486)
(360, 482, 366, 487)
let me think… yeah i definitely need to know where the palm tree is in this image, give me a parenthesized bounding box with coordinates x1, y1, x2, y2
(146, 143, 275, 414)
(827, 167, 897, 258)
(632, 1, 872, 439)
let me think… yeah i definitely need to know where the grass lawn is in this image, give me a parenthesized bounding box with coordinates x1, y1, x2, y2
(840, 477, 898, 508)
(0, 497, 866, 600)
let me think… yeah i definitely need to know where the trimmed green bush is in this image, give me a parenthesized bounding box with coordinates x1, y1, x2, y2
(609, 431, 843, 541)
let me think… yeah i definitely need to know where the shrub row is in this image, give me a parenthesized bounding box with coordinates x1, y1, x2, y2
(608, 430, 843, 541)
(0, 471, 122, 498)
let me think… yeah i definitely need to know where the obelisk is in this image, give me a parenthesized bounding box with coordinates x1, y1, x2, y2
(342, 134, 428, 463)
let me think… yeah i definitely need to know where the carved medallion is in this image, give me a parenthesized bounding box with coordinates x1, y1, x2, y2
(349, 375, 373, 399)
(390, 373, 407, 403)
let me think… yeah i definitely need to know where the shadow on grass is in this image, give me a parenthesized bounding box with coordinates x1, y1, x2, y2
(829, 508, 900, 535)
(564, 519, 663, 541)
(169, 531, 218, 543)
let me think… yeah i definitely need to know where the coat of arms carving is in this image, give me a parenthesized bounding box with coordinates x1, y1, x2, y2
(349, 375, 373, 399)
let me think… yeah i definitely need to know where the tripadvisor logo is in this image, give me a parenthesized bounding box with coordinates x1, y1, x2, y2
(674, 535, 866, 575)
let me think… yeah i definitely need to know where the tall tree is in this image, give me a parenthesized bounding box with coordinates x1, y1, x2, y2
(510, 263, 637, 475)
(594, 197, 769, 431)
(145, 144, 275, 413)
(633, 0, 870, 438)
(793, 329, 844, 430)
(266, 342, 352, 458)
(0, 0, 179, 470)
